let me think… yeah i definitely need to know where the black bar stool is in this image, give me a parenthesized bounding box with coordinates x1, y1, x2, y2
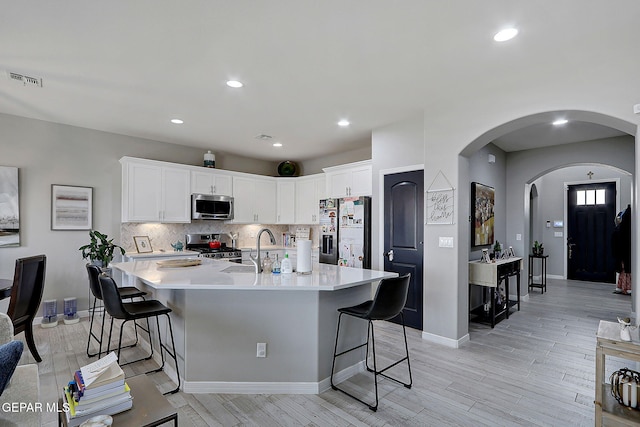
(99, 273, 181, 394)
(85, 264, 147, 358)
(330, 273, 413, 411)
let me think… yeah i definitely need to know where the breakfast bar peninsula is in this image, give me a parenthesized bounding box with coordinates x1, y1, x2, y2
(112, 258, 396, 394)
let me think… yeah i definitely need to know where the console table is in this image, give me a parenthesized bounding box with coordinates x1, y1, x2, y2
(528, 255, 548, 293)
(469, 257, 522, 328)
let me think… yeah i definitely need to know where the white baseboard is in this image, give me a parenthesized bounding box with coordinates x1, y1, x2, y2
(183, 361, 365, 394)
(547, 274, 563, 280)
(421, 331, 469, 348)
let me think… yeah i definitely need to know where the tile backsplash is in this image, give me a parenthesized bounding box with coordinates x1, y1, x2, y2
(120, 222, 318, 252)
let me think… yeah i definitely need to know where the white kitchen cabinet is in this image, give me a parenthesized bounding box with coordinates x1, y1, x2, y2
(191, 170, 232, 196)
(121, 158, 190, 223)
(276, 179, 296, 224)
(323, 160, 372, 198)
(295, 174, 326, 224)
(232, 175, 277, 224)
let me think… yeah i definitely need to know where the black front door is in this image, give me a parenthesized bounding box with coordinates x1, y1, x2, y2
(567, 182, 616, 283)
(383, 170, 424, 330)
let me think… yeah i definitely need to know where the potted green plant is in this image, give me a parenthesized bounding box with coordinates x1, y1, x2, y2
(493, 240, 502, 259)
(533, 240, 544, 256)
(79, 230, 125, 268)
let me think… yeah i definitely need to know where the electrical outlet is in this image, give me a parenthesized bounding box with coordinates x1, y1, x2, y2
(257, 342, 267, 358)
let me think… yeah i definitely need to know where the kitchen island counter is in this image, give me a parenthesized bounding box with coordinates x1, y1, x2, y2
(112, 259, 396, 394)
(112, 257, 393, 291)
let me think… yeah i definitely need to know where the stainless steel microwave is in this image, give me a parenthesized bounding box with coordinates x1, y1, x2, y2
(191, 194, 234, 220)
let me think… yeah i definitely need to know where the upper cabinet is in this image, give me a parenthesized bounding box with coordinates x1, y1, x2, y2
(276, 179, 296, 224)
(232, 175, 277, 224)
(121, 157, 191, 223)
(191, 170, 233, 196)
(295, 174, 326, 224)
(323, 160, 372, 198)
(121, 156, 370, 225)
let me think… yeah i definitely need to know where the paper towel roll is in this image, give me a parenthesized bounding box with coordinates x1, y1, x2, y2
(297, 239, 313, 274)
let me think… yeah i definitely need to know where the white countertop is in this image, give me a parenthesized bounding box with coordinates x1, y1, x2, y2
(124, 250, 201, 259)
(112, 258, 396, 291)
(238, 245, 314, 252)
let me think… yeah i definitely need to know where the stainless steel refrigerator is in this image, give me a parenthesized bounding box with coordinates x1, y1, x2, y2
(319, 196, 371, 269)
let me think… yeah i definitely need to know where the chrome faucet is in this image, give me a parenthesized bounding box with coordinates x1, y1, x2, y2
(249, 228, 277, 273)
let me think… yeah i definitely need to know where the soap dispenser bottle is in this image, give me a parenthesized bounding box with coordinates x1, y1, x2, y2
(281, 253, 293, 274)
(272, 254, 281, 274)
(262, 252, 273, 273)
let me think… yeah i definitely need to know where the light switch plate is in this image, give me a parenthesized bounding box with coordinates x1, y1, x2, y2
(554, 232, 563, 237)
(516, 234, 522, 241)
(439, 237, 454, 248)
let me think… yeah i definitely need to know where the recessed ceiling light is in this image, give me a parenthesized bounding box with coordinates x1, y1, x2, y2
(493, 28, 518, 42)
(226, 80, 243, 88)
(552, 119, 569, 126)
(170, 119, 184, 124)
(337, 119, 350, 127)
(273, 142, 283, 147)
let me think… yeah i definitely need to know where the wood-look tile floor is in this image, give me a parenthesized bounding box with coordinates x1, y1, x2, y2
(12, 278, 634, 426)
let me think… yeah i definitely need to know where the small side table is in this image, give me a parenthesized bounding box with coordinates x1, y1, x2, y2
(59, 374, 177, 427)
(528, 255, 548, 293)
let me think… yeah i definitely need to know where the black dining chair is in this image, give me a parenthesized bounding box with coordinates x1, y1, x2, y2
(85, 264, 147, 358)
(99, 273, 180, 394)
(330, 273, 413, 411)
(7, 255, 47, 363)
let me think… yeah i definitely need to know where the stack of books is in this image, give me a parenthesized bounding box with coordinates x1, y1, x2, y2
(62, 352, 133, 427)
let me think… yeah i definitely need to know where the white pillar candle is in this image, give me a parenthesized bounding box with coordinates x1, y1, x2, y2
(622, 378, 636, 407)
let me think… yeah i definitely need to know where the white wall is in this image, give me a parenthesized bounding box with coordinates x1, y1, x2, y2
(371, 114, 425, 274)
(299, 144, 371, 175)
(0, 113, 277, 313)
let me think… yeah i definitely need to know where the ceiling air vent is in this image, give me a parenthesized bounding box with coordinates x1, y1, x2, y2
(6, 71, 43, 87)
(254, 134, 273, 141)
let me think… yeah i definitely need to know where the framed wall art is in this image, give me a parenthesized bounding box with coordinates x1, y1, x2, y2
(471, 182, 495, 247)
(134, 235, 153, 253)
(51, 185, 93, 230)
(0, 166, 20, 247)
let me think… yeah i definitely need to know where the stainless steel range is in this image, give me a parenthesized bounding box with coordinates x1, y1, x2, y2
(185, 233, 242, 261)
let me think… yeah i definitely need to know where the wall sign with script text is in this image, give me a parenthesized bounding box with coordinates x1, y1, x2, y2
(426, 189, 454, 224)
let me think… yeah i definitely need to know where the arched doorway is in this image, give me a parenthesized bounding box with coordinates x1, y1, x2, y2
(460, 110, 636, 334)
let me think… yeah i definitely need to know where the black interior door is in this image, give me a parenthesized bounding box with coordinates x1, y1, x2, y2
(383, 170, 424, 330)
(567, 182, 616, 283)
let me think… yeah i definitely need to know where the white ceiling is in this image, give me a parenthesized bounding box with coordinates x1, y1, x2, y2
(0, 1, 637, 161)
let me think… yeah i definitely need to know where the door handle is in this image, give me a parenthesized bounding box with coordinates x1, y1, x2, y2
(384, 249, 394, 261)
